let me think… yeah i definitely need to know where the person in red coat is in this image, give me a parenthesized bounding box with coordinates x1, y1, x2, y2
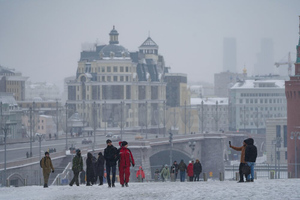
(119, 141, 135, 187)
(187, 161, 194, 182)
(136, 166, 145, 182)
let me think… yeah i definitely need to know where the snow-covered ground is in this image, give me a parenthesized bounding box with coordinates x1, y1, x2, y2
(1, 179, 299, 200)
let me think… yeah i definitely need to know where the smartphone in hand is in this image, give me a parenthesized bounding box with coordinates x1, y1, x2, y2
(229, 141, 231, 145)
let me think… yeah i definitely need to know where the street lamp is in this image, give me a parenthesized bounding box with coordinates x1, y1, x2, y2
(2, 120, 16, 187)
(169, 132, 173, 166)
(188, 140, 196, 160)
(290, 131, 300, 178)
(36, 133, 43, 185)
(65, 103, 68, 151)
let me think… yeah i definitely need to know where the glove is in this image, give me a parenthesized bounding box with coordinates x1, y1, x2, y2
(52, 170, 54, 173)
(132, 163, 135, 167)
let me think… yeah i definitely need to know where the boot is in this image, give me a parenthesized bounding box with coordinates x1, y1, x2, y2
(125, 182, 128, 187)
(44, 184, 48, 188)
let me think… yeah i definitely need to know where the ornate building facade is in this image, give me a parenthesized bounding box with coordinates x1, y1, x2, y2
(67, 27, 167, 134)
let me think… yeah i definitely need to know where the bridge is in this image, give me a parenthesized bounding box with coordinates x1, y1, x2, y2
(0, 132, 265, 186)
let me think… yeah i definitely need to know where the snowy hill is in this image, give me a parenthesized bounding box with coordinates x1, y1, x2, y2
(0, 179, 299, 200)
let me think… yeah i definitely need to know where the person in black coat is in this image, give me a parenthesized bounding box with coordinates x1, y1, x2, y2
(245, 138, 257, 182)
(193, 159, 202, 181)
(86, 152, 95, 186)
(95, 152, 105, 185)
(104, 139, 118, 187)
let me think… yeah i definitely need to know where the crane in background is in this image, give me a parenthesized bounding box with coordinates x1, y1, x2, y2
(275, 52, 294, 76)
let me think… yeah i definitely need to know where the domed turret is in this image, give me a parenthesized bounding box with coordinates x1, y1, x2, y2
(109, 26, 119, 44)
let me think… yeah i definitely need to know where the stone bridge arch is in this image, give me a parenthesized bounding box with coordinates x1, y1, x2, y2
(7, 172, 26, 187)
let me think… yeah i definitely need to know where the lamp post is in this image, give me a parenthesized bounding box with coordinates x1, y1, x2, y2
(188, 140, 196, 160)
(2, 120, 16, 187)
(93, 102, 96, 151)
(290, 131, 300, 178)
(65, 103, 68, 150)
(169, 132, 173, 166)
(36, 133, 43, 185)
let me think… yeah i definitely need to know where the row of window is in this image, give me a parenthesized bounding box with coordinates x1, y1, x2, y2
(239, 106, 286, 111)
(240, 93, 285, 97)
(6, 87, 19, 93)
(79, 66, 133, 74)
(6, 81, 19, 85)
(239, 98, 285, 104)
(239, 113, 285, 119)
(286, 91, 300, 98)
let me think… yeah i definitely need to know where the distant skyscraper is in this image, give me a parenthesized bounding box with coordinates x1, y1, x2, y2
(223, 38, 237, 73)
(253, 38, 274, 75)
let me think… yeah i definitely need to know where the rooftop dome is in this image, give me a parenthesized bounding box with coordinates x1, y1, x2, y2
(100, 44, 129, 57)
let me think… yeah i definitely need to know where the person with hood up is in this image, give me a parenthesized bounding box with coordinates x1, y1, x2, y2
(160, 164, 170, 182)
(41, 152, 54, 188)
(136, 166, 145, 182)
(178, 159, 187, 182)
(70, 149, 83, 186)
(193, 159, 202, 181)
(245, 138, 257, 182)
(86, 152, 95, 186)
(229, 139, 249, 183)
(119, 141, 135, 187)
(187, 161, 194, 181)
(95, 152, 105, 185)
(104, 139, 118, 187)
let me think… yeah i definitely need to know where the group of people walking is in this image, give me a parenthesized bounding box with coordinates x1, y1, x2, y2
(68, 139, 135, 188)
(155, 159, 202, 182)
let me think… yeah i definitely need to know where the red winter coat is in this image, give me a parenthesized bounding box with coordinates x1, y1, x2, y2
(119, 147, 135, 168)
(187, 163, 194, 177)
(136, 166, 145, 179)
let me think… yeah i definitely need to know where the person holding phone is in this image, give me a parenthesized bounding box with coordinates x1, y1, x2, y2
(229, 139, 249, 183)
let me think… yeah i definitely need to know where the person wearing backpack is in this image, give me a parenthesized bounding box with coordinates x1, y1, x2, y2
(40, 152, 54, 188)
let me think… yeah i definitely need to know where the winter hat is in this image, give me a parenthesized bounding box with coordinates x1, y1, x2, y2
(122, 141, 128, 146)
(76, 149, 81, 153)
(165, 164, 168, 167)
(45, 152, 49, 156)
(98, 152, 102, 156)
(189, 161, 192, 163)
(106, 139, 112, 144)
(119, 141, 123, 147)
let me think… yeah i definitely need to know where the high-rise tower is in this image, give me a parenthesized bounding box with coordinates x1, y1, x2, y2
(223, 38, 236, 73)
(285, 16, 300, 178)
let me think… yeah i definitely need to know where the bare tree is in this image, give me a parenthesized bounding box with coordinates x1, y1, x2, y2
(212, 101, 221, 131)
(197, 101, 207, 133)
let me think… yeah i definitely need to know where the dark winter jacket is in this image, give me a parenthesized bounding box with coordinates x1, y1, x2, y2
(245, 138, 257, 162)
(72, 154, 83, 173)
(171, 163, 179, 174)
(104, 145, 118, 166)
(178, 160, 187, 172)
(86, 152, 95, 175)
(95, 153, 105, 176)
(193, 161, 202, 175)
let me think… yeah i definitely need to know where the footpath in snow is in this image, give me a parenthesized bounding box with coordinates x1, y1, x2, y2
(0, 179, 299, 200)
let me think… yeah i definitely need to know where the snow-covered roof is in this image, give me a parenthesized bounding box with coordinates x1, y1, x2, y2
(191, 97, 228, 105)
(231, 80, 285, 89)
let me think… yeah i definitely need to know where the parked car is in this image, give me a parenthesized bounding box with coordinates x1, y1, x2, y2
(106, 132, 113, 137)
(82, 138, 92, 144)
(47, 148, 56, 153)
(135, 135, 144, 140)
(111, 135, 121, 141)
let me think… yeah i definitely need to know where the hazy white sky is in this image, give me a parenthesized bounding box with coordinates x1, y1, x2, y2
(0, 0, 299, 90)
